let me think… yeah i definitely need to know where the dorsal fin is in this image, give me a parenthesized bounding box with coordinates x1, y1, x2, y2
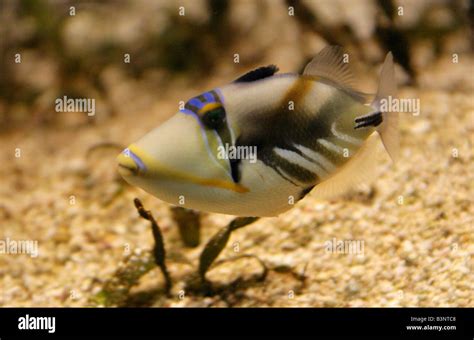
(303, 46, 369, 102)
(234, 65, 279, 83)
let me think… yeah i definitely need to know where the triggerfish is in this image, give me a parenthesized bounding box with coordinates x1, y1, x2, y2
(117, 46, 398, 217)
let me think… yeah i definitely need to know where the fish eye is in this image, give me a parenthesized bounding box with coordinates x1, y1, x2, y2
(202, 107, 226, 129)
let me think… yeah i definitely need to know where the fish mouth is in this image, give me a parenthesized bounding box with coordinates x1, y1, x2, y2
(117, 146, 150, 178)
(117, 150, 139, 177)
(118, 162, 137, 176)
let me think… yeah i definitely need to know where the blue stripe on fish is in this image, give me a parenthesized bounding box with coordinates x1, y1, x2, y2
(203, 92, 214, 102)
(129, 150, 147, 172)
(189, 98, 204, 109)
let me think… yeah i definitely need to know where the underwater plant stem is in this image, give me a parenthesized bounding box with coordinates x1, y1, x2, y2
(170, 206, 201, 248)
(198, 216, 259, 283)
(86, 142, 125, 158)
(133, 198, 172, 294)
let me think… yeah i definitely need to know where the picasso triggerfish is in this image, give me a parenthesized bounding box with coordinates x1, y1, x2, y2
(118, 46, 398, 217)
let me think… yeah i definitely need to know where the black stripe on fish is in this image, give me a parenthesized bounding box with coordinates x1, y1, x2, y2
(286, 143, 327, 169)
(271, 149, 318, 184)
(197, 94, 207, 103)
(210, 90, 221, 103)
(229, 158, 241, 183)
(250, 144, 317, 185)
(354, 111, 383, 129)
(185, 102, 200, 113)
(298, 185, 315, 201)
(234, 65, 279, 83)
(198, 103, 236, 182)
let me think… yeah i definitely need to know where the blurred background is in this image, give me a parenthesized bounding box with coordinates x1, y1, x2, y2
(0, 0, 472, 307)
(1, 0, 472, 129)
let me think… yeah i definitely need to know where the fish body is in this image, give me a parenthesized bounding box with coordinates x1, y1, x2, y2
(118, 46, 398, 217)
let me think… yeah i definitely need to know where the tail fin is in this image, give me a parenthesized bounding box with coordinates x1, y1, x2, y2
(372, 52, 399, 163)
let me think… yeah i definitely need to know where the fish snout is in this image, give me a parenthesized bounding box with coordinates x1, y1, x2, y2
(117, 148, 145, 177)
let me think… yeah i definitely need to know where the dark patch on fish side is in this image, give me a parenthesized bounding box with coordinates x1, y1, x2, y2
(234, 84, 367, 186)
(234, 65, 279, 83)
(234, 88, 337, 186)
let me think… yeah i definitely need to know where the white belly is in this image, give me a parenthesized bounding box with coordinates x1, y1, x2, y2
(137, 159, 300, 217)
